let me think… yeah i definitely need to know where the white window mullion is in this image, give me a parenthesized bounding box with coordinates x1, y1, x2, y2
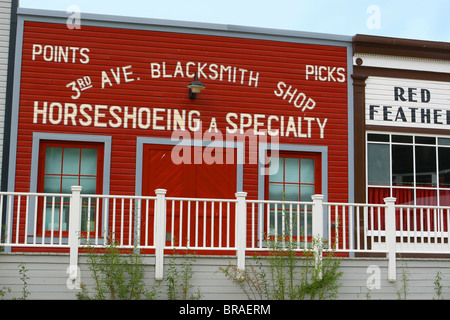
(412, 137, 417, 206)
(436, 143, 441, 207)
(389, 135, 393, 199)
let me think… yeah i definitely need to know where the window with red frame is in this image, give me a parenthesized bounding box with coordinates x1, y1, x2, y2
(37, 141, 104, 233)
(266, 152, 321, 237)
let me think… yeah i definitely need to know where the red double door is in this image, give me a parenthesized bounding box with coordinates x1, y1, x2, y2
(141, 144, 237, 249)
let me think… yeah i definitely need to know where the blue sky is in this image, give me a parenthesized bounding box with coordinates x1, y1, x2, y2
(19, 0, 450, 42)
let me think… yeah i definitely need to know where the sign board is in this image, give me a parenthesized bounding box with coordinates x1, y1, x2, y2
(366, 76, 450, 129)
(18, 21, 348, 140)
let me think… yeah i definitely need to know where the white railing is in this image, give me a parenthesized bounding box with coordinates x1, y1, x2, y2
(2, 187, 450, 284)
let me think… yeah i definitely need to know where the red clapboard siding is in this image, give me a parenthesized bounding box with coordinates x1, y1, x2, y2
(15, 20, 349, 203)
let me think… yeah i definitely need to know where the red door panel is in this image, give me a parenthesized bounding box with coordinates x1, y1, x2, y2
(141, 144, 237, 250)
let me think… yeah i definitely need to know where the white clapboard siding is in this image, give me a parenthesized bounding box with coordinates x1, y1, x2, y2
(2, 253, 450, 299)
(0, 0, 11, 183)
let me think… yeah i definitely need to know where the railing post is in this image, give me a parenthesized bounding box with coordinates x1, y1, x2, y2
(235, 191, 247, 271)
(384, 197, 397, 282)
(311, 194, 324, 277)
(154, 189, 167, 281)
(312, 194, 324, 239)
(67, 186, 82, 289)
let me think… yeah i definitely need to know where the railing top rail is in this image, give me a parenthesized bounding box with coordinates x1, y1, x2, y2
(80, 194, 157, 200)
(165, 196, 237, 202)
(0, 191, 68, 197)
(324, 202, 388, 208)
(394, 204, 450, 209)
(246, 199, 314, 205)
(0, 191, 158, 200)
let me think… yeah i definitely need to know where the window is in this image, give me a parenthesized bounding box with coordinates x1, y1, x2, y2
(367, 133, 450, 206)
(267, 156, 317, 202)
(37, 141, 104, 233)
(266, 152, 321, 236)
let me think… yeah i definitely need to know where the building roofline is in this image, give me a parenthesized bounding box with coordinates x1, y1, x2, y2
(17, 7, 352, 47)
(353, 34, 450, 60)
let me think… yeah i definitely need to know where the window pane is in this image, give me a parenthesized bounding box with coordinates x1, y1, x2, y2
(61, 176, 79, 193)
(45, 147, 62, 174)
(392, 135, 412, 143)
(44, 176, 61, 193)
(300, 158, 315, 184)
(439, 190, 450, 206)
(415, 146, 436, 186)
(416, 189, 437, 206)
(300, 185, 315, 202)
(81, 205, 96, 232)
(367, 134, 389, 142)
(269, 157, 283, 182)
(415, 136, 436, 145)
(368, 187, 390, 204)
(392, 145, 413, 186)
(45, 203, 69, 231)
(269, 183, 284, 200)
(62, 148, 80, 175)
(80, 176, 97, 194)
(45, 206, 60, 231)
(284, 158, 299, 183)
(368, 144, 390, 185)
(438, 138, 450, 146)
(393, 188, 414, 205)
(80, 148, 98, 175)
(439, 147, 450, 187)
(284, 184, 299, 201)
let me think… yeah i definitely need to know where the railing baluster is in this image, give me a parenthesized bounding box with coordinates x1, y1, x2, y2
(32, 195, 38, 245)
(6, 195, 12, 245)
(86, 197, 91, 242)
(112, 198, 117, 244)
(195, 201, 199, 248)
(226, 201, 230, 248)
(15, 195, 21, 245)
(24, 196, 29, 245)
(42, 195, 47, 245)
(0, 195, 3, 244)
(342, 205, 346, 250)
(447, 208, 450, 251)
(440, 208, 444, 247)
(129, 198, 133, 246)
(59, 197, 64, 245)
(120, 198, 125, 246)
(95, 197, 100, 245)
(335, 205, 339, 250)
(50, 196, 55, 245)
(356, 206, 360, 251)
(297, 203, 301, 250)
(211, 201, 215, 248)
(363, 206, 368, 251)
(179, 200, 183, 247)
(219, 201, 223, 248)
(187, 200, 191, 247)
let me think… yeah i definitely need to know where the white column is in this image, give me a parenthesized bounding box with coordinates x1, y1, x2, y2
(154, 189, 167, 281)
(384, 196, 397, 282)
(311, 194, 324, 239)
(235, 191, 247, 271)
(67, 186, 82, 287)
(311, 194, 324, 278)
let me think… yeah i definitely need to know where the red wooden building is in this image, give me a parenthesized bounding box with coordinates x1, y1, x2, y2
(4, 11, 353, 251)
